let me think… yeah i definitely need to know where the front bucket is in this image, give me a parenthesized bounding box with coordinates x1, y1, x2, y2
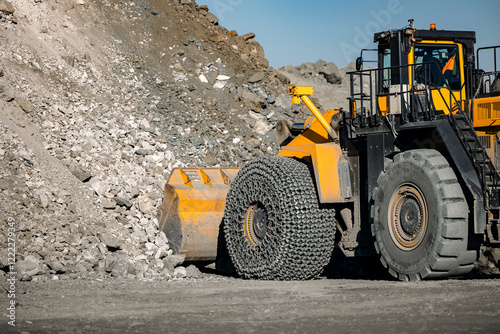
(158, 168, 239, 261)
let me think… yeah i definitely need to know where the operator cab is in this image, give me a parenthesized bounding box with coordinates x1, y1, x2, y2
(349, 21, 500, 127)
(348, 21, 500, 182)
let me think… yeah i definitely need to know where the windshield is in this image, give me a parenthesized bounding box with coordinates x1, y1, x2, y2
(414, 44, 461, 90)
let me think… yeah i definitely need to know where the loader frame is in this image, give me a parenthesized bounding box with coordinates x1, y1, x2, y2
(283, 26, 500, 257)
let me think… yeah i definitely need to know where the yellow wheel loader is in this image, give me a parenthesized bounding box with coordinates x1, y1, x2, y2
(159, 21, 500, 281)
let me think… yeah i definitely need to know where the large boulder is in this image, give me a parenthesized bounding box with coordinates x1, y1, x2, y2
(317, 60, 342, 84)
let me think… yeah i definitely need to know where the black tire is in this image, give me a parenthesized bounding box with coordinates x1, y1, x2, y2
(223, 156, 336, 280)
(371, 149, 474, 281)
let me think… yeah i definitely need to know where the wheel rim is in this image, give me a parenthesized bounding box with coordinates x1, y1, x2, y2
(244, 202, 268, 246)
(388, 183, 428, 251)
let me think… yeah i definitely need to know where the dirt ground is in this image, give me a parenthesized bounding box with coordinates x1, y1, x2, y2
(2, 272, 500, 334)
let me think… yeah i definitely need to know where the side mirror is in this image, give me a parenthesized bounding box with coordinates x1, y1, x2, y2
(355, 57, 363, 71)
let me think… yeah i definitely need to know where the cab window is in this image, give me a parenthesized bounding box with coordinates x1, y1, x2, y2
(382, 48, 391, 92)
(379, 47, 391, 94)
(414, 44, 461, 90)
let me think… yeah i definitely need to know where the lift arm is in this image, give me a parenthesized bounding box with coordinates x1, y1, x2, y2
(288, 86, 338, 141)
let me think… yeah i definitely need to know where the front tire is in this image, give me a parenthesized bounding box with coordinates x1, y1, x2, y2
(223, 156, 336, 280)
(371, 149, 473, 281)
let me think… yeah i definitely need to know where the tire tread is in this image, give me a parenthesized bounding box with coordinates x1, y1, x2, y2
(371, 149, 475, 281)
(223, 157, 336, 280)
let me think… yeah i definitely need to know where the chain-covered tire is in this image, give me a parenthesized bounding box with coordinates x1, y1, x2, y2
(371, 149, 474, 281)
(222, 156, 336, 280)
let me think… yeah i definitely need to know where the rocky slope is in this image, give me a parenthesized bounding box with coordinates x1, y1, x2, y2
(0, 0, 319, 281)
(278, 59, 357, 111)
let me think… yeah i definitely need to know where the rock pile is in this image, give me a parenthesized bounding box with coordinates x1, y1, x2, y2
(0, 120, 191, 282)
(279, 60, 358, 110)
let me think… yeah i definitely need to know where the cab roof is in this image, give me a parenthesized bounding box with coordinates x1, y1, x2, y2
(374, 27, 476, 56)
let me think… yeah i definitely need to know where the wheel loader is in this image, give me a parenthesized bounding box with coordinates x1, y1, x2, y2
(158, 21, 500, 281)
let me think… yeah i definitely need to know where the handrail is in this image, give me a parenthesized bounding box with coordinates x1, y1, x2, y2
(348, 62, 440, 122)
(477, 45, 500, 72)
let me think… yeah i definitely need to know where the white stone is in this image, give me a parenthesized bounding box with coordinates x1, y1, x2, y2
(254, 119, 272, 135)
(144, 242, 158, 252)
(172, 71, 187, 82)
(142, 141, 153, 150)
(149, 154, 163, 163)
(216, 75, 230, 81)
(164, 151, 174, 162)
(39, 191, 49, 208)
(135, 255, 148, 261)
(139, 119, 151, 129)
(90, 180, 108, 196)
(174, 267, 187, 278)
(155, 234, 168, 248)
(154, 247, 169, 260)
(213, 81, 226, 89)
(198, 74, 208, 83)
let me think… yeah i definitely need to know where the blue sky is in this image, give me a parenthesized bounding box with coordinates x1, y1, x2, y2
(197, 0, 500, 69)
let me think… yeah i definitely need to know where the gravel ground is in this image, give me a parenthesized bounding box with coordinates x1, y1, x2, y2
(2, 275, 500, 333)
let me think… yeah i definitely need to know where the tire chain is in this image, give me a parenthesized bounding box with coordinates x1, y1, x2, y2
(223, 156, 336, 280)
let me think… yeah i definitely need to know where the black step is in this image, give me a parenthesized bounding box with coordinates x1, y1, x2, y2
(449, 109, 500, 211)
(469, 148, 486, 155)
(485, 169, 498, 176)
(474, 155, 492, 162)
(462, 132, 475, 139)
(458, 125, 474, 132)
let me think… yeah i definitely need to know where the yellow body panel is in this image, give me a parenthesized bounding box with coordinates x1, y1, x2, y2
(378, 95, 389, 115)
(472, 95, 500, 128)
(475, 130, 500, 166)
(278, 142, 347, 203)
(277, 93, 347, 203)
(431, 88, 462, 114)
(288, 86, 314, 96)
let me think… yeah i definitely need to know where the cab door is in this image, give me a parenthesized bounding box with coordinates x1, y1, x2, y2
(412, 41, 466, 114)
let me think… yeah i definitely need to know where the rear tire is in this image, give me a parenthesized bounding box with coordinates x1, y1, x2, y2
(223, 156, 336, 280)
(371, 149, 473, 281)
